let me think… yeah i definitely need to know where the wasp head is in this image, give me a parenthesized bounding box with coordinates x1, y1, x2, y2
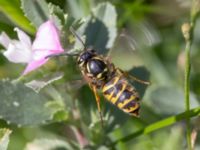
(77, 49, 96, 66)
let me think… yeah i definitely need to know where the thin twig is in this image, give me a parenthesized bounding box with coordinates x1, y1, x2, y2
(181, 0, 200, 149)
(183, 23, 192, 150)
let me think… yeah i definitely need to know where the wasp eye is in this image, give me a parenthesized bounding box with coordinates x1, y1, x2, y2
(90, 49, 96, 53)
(78, 51, 94, 65)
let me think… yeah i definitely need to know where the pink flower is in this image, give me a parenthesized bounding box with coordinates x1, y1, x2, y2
(0, 21, 64, 75)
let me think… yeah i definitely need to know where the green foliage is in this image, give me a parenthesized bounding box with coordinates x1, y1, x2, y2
(75, 2, 117, 54)
(149, 86, 199, 115)
(66, 0, 91, 19)
(130, 126, 183, 150)
(0, 0, 200, 150)
(21, 0, 50, 27)
(109, 106, 200, 148)
(0, 0, 35, 33)
(0, 80, 57, 126)
(92, 2, 117, 50)
(24, 138, 74, 150)
(117, 0, 159, 26)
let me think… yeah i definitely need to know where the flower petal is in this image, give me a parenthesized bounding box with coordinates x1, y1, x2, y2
(0, 32, 11, 48)
(32, 20, 64, 53)
(22, 20, 64, 75)
(3, 41, 32, 63)
(22, 21, 64, 75)
(14, 28, 32, 50)
(22, 59, 48, 75)
(22, 49, 60, 75)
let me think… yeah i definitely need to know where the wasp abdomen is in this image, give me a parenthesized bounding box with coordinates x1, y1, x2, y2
(102, 76, 140, 117)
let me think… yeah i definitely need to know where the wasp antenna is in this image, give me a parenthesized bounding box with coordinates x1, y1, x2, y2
(45, 52, 79, 59)
(70, 26, 86, 49)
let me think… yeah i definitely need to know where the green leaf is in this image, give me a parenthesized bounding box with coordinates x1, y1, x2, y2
(77, 2, 117, 54)
(48, 3, 65, 30)
(92, 2, 117, 49)
(149, 86, 199, 115)
(77, 85, 97, 125)
(52, 110, 69, 122)
(0, 0, 35, 33)
(0, 80, 57, 126)
(25, 72, 64, 92)
(25, 138, 74, 150)
(21, 0, 50, 27)
(0, 128, 12, 150)
(66, 0, 91, 19)
(46, 100, 69, 122)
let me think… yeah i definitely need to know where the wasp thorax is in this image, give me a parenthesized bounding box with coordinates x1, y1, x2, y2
(88, 59, 107, 76)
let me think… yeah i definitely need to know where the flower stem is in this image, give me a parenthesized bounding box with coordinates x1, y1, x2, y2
(182, 0, 199, 148)
(184, 27, 192, 150)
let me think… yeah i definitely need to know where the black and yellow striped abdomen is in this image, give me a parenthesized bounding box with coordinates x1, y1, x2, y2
(102, 73, 140, 117)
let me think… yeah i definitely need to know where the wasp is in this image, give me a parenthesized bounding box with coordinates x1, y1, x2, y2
(47, 27, 150, 122)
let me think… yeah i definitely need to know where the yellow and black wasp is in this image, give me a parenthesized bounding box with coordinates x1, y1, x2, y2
(47, 27, 150, 122)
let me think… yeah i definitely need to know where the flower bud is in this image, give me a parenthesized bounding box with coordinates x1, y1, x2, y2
(181, 23, 191, 41)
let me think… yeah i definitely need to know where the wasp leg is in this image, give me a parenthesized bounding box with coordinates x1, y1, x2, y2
(124, 71, 151, 85)
(91, 85, 104, 127)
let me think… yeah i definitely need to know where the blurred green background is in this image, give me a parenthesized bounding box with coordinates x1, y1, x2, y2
(0, 0, 200, 150)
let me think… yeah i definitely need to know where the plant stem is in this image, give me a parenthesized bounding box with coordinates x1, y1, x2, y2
(182, 0, 199, 148)
(184, 29, 192, 150)
(109, 107, 200, 147)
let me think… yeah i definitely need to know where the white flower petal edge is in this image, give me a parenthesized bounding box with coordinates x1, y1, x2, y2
(14, 28, 32, 50)
(1, 28, 33, 63)
(3, 41, 33, 63)
(0, 32, 11, 49)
